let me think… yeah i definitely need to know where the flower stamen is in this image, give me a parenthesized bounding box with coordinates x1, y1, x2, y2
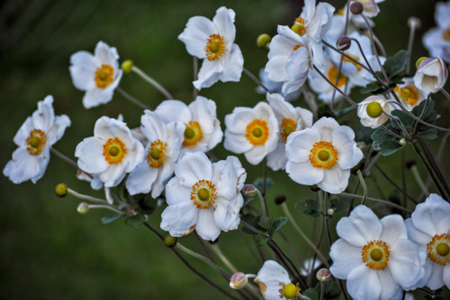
(309, 141, 338, 169)
(343, 53, 362, 71)
(292, 17, 307, 36)
(103, 137, 127, 164)
(191, 180, 217, 209)
(361, 240, 390, 270)
(205, 34, 225, 61)
(146, 139, 167, 168)
(394, 86, 419, 106)
(26, 129, 47, 156)
(427, 233, 450, 265)
(183, 121, 203, 147)
(246, 119, 269, 146)
(280, 118, 296, 143)
(327, 66, 348, 88)
(95, 64, 114, 88)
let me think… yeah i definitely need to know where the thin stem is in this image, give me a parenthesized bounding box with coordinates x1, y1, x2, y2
(412, 95, 430, 135)
(209, 244, 238, 274)
(340, 192, 412, 214)
(87, 204, 125, 215)
(362, 15, 389, 83)
(322, 40, 373, 73)
(374, 164, 418, 204)
(281, 203, 330, 268)
(372, 33, 387, 58)
(67, 188, 108, 204)
(240, 220, 269, 237)
(116, 87, 150, 109)
(313, 65, 357, 107)
(357, 170, 368, 205)
(441, 88, 450, 102)
(320, 282, 325, 300)
(243, 67, 271, 94)
(51, 148, 78, 169)
(131, 66, 173, 99)
(350, 37, 387, 87)
(256, 189, 272, 236)
(406, 23, 416, 74)
(320, 191, 333, 247)
(410, 165, 429, 195)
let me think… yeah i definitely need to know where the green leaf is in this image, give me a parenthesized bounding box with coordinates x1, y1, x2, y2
(412, 99, 437, 123)
(253, 177, 274, 192)
(391, 109, 415, 127)
(302, 289, 319, 300)
(102, 214, 123, 224)
(371, 127, 396, 146)
(360, 82, 381, 94)
(272, 217, 288, 232)
(258, 216, 273, 230)
(380, 140, 405, 156)
(125, 214, 147, 229)
(417, 128, 438, 140)
(356, 125, 375, 145)
(383, 50, 409, 78)
(257, 236, 269, 246)
(241, 214, 263, 235)
(294, 199, 321, 217)
(329, 197, 352, 212)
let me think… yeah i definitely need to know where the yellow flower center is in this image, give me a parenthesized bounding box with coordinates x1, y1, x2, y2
(245, 119, 269, 146)
(103, 137, 127, 164)
(443, 27, 450, 42)
(26, 129, 47, 156)
(427, 233, 450, 266)
(191, 179, 217, 209)
(394, 85, 419, 106)
(205, 34, 225, 61)
(281, 283, 300, 299)
(280, 118, 297, 143)
(366, 102, 383, 118)
(343, 53, 362, 71)
(291, 17, 307, 36)
(95, 64, 114, 88)
(328, 66, 348, 88)
(183, 121, 203, 147)
(361, 240, 390, 270)
(146, 139, 167, 168)
(309, 141, 339, 169)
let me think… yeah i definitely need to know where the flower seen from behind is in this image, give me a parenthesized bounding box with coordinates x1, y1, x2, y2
(413, 57, 448, 94)
(393, 78, 429, 111)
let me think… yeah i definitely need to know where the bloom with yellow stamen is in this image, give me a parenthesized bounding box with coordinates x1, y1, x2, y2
(393, 78, 428, 111)
(330, 205, 425, 300)
(357, 95, 392, 129)
(286, 117, 362, 194)
(161, 152, 246, 241)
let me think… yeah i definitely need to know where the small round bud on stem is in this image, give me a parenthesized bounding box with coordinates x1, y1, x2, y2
(399, 138, 407, 146)
(336, 36, 351, 51)
(317, 268, 331, 282)
(310, 185, 320, 192)
(242, 184, 257, 197)
(165, 235, 177, 248)
(121, 60, 133, 74)
(55, 183, 68, 197)
(405, 159, 417, 170)
(275, 194, 287, 205)
(408, 17, 421, 30)
(229, 272, 248, 289)
(257, 34, 271, 48)
(327, 208, 335, 216)
(77, 203, 90, 214)
(350, 1, 364, 15)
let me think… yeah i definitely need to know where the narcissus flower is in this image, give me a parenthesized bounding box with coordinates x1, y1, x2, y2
(4, 96, 70, 184)
(154, 96, 223, 153)
(405, 194, 450, 290)
(357, 95, 391, 129)
(126, 111, 184, 198)
(254, 260, 301, 300)
(393, 78, 429, 111)
(285, 117, 363, 194)
(224, 102, 279, 165)
(160, 152, 246, 241)
(330, 205, 425, 300)
(178, 7, 243, 90)
(70, 41, 123, 109)
(413, 57, 448, 94)
(423, 2, 450, 63)
(75, 116, 144, 188)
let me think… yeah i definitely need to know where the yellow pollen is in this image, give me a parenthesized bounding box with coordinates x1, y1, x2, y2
(191, 180, 217, 209)
(362, 240, 390, 270)
(282, 283, 299, 299)
(343, 53, 362, 71)
(183, 121, 203, 147)
(291, 17, 307, 36)
(337, 8, 344, 15)
(443, 27, 450, 41)
(366, 102, 383, 118)
(103, 137, 127, 165)
(394, 86, 419, 106)
(95, 64, 114, 88)
(26, 129, 47, 156)
(280, 118, 296, 143)
(427, 233, 450, 265)
(205, 34, 225, 61)
(246, 119, 269, 146)
(146, 139, 167, 168)
(309, 141, 338, 169)
(327, 66, 348, 88)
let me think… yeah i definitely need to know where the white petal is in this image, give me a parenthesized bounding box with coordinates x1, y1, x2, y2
(32, 96, 55, 131)
(244, 145, 267, 165)
(151, 158, 176, 199)
(189, 96, 216, 135)
(225, 107, 258, 134)
(379, 215, 408, 246)
(46, 115, 71, 146)
(411, 193, 450, 236)
(255, 260, 290, 284)
(155, 100, 191, 124)
(312, 117, 340, 142)
(194, 60, 221, 90)
(329, 239, 364, 279)
(405, 218, 432, 245)
(165, 177, 191, 206)
(319, 167, 350, 194)
(218, 44, 243, 82)
(99, 164, 125, 187)
(214, 195, 243, 232)
(140, 111, 167, 140)
(69, 51, 98, 91)
(333, 126, 363, 170)
(443, 265, 450, 289)
(389, 239, 424, 288)
(378, 268, 400, 300)
(286, 160, 324, 186)
(265, 55, 289, 82)
(178, 16, 214, 58)
(426, 262, 445, 290)
(3, 148, 41, 184)
(214, 156, 246, 199)
(196, 208, 221, 241)
(267, 93, 297, 121)
(82, 87, 114, 109)
(174, 152, 212, 187)
(267, 142, 288, 171)
(212, 7, 235, 46)
(95, 41, 119, 66)
(285, 129, 320, 163)
(346, 265, 381, 300)
(224, 131, 252, 154)
(75, 137, 109, 174)
(125, 160, 157, 195)
(160, 202, 198, 237)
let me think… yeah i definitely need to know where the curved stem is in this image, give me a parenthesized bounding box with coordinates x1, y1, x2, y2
(356, 170, 368, 205)
(313, 65, 357, 107)
(67, 188, 108, 204)
(51, 148, 78, 169)
(131, 66, 173, 99)
(209, 244, 238, 274)
(116, 87, 150, 109)
(322, 40, 373, 73)
(243, 67, 271, 94)
(87, 204, 125, 215)
(340, 192, 412, 214)
(350, 37, 387, 87)
(193, 56, 199, 100)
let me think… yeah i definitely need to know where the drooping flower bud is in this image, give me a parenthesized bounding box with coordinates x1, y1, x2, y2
(316, 268, 331, 282)
(165, 235, 177, 248)
(257, 34, 271, 48)
(350, 1, 364, 15)
(336, 36, 351, 51)
(242, 184, 257, 197)
(77, 202, 90, 214)
(229, 272, 248, 289)
(121, 60, 133, 74)
(55, 183, 68, 197)
(413, 57, 448, 93)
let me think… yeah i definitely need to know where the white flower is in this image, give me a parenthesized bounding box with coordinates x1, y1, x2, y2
(160, 152, 246, 241)
(291, 0, 335, 42)
(254, 260, 300, 300)
(405, 194, 450, 290)
(256, 69, 301, 102)
(4, 96, 70, 184)
(301, 258, 322, 276)
(357, 95, 391, 129)
(126, 111, 184, 198)
(423, 2, 450, 63)
(178, 7, 243, 90)
(393, 78, 429, 111)
(75, 116, 144, 188)
(285, 117, 363, 194)
(413, 57, 448, 94)
(70, 41, 123, 109)
(267, 93, 313, 171)
(224, 102, 279, 165)
(154, 96, 223, 153)
(330, 205, 425, 300)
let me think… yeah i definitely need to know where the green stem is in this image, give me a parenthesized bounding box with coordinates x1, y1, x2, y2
(357, 170, 367, 205)
(131, 66, 173, 99)
(209, 244, 238, 274)
(410, 165, 429, 195)
(340, 192, 412, 214)
(68, 188, 108, 204)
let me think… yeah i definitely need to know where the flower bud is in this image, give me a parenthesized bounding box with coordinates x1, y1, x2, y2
(242, 184, 257, 197)
(399, 138, 407, 146)
(121, 60, 133, 74)
(408, 17, 421, 29)
(336, 36, 351, 51)
(229, 272, 248, 289)
(413, 57, 448, 93)
(350, 1, 364, 15)
(275, 194, 287, 205)
(316, 268, 331, 282)
(77, 202, 90, 214)
(327, 208, 335, 216)
(55, 183, 68, 197)
(165, 235, 177, 248)
(257, 34, 271, 48)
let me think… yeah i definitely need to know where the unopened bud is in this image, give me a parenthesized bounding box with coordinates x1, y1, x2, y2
(275, 194, 287, 205)
(317, 268, 331, 282)
(399, 138, 407, 146)
(165, 235, 177, 248)
(310, 185, 320, 192)
(55, 183, 68, 197)
(327, 208, 335, 216)
(350, 1, 364, 15)
(77, 203, 90, 214)
(242, 184, 257, 197)
(121, 60, 133, 74)
(408, 17, 421, 29)
(229, 272, 248, 289)
(336, 35, 351, 51)
(415, 57, 428, 69)
(257, 34, 271, 48)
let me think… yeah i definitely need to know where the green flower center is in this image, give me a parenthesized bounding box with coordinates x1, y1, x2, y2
(29, 136, 41, 148)
(252, 127, 263, 138)
(318, 150, 330, 162)
(366, 102, 383, 118)
(197, 188, 210, 201)
(150, 147, 162, 160)
(370, 248, 383, 261)
(109, 145, 120, 157)
(437, 242, 450, 257)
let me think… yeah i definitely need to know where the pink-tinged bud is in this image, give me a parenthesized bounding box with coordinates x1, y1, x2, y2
(229, 272, 248, 289)
(350, 1, 364, 15)
(336, 36, 351, 51)
(316, 268, 331, 282)
(242, 184, 257, 197)
(413, 57, 448, 93)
